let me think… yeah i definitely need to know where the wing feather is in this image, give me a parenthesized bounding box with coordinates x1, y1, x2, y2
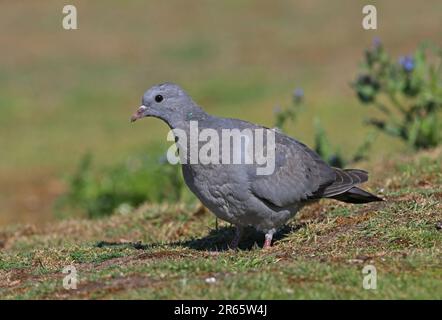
(249, 132, 335, 207)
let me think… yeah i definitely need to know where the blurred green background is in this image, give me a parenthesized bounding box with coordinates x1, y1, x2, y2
(0, 0, 441, 225)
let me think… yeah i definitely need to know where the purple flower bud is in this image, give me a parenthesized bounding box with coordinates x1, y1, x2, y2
(399, 56, 414, 72)
(293, 88, 304, 103)
(273, 106, 282, 114)
(372, 37, 381, 49)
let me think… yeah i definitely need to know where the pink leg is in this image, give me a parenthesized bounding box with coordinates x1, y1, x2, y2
(263, 231, 275, 249)
(230, 226, 243, 249)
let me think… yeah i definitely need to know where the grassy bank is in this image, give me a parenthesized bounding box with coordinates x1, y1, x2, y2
(0, 147, 441, 299)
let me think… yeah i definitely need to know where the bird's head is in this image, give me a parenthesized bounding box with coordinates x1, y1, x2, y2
(130, 83, 198, 126)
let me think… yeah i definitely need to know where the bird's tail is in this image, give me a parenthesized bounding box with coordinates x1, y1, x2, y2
(330, 186, 383, 204)
(315, 168, 383, 204)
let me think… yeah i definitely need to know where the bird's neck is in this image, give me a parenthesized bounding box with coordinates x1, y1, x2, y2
(167, 106, 211, 133)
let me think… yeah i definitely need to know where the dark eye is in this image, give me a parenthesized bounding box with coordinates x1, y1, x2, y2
(155, 95, 164, 103)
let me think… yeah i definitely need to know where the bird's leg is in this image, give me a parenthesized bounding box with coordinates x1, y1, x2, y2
(230, 225, 243, 250)
(263, 230, 275, 249)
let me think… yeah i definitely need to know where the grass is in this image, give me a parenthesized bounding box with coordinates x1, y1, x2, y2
(0, 147, 441, 299)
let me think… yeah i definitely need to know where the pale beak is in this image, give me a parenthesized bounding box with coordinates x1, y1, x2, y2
(130, 105, 147, 123)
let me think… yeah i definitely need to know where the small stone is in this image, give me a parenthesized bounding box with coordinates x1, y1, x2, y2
(348, 259, 364, 264)
(205, 277, 216, 284)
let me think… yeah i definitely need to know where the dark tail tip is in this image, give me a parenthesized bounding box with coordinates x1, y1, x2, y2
(331, 187, 383, 204)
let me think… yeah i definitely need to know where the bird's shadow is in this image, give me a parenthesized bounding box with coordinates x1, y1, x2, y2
(96, 223, 306, 252)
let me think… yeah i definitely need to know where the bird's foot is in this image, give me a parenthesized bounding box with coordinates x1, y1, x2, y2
(229, 226, 243, 250)
(263, 230, 275, 249)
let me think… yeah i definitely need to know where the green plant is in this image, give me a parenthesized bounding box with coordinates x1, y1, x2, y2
(274, 88, 374, 167)
(313, 119, 377, 167)
(313, 118, 345, 168)
(353, 39, 442, 149)
(55, 146, 189, 218)
(273, 88, 304, 131)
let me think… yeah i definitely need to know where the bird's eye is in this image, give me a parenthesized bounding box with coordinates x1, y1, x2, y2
(155, 95, 164, 103)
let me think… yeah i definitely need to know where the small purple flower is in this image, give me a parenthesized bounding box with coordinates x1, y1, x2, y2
(273, 106, 282, 115)
(293, 88, 304, 103)
(372, 37, 381, 49)
(399, 56, 414, 72)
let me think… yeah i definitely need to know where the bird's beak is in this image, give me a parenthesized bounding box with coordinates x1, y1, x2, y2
(130, 105, 147, 123)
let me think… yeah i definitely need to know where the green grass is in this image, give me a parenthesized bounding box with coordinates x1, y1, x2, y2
(1, 148, 441, 299)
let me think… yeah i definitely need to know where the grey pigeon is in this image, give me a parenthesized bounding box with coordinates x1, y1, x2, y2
(131, 83, 382, 249)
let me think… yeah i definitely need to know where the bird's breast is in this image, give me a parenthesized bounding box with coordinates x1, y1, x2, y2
(182, 164, 251, 222)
